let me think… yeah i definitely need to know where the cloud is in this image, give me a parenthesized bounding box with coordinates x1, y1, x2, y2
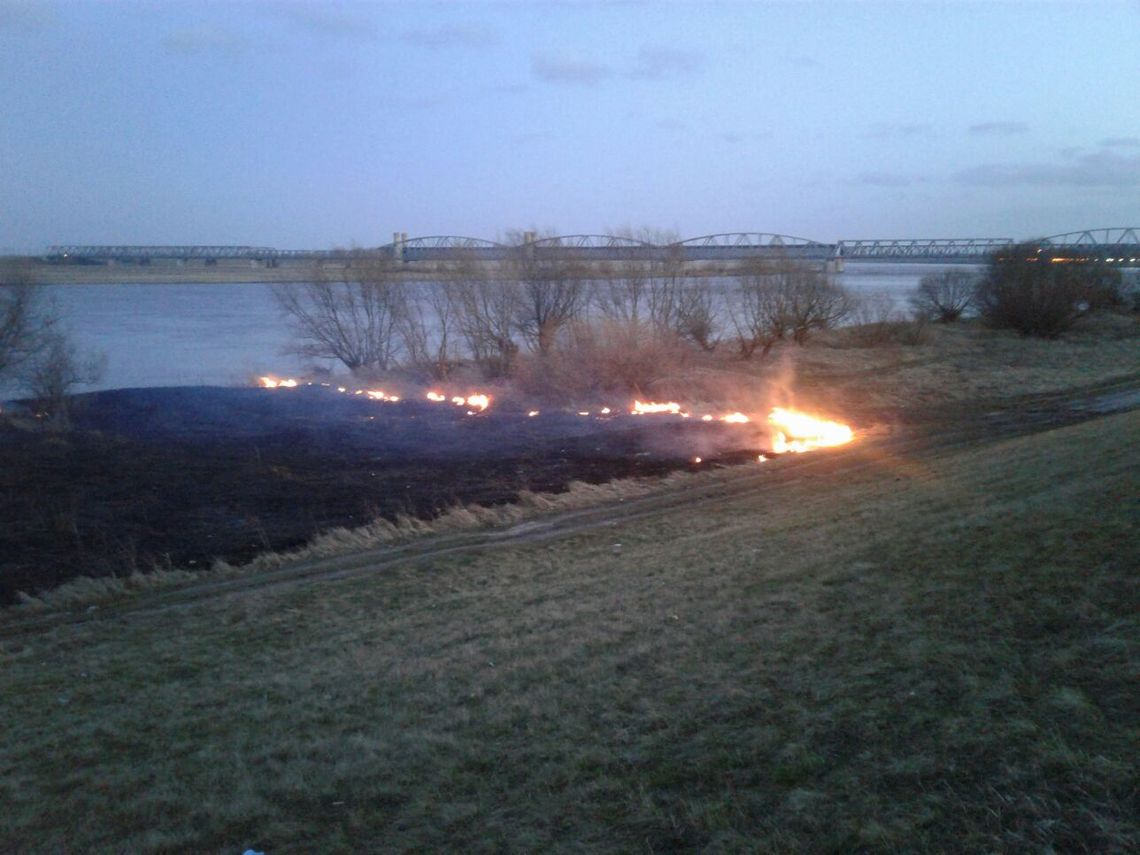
(273, 5, 378, 42)
(968, 121, 1029, 136)
(163, 26, 249, 58)
(629, 46, 705, 79)
(401, 24, 499, 50)
(0, 0, 54, 32)
(531, 53, 612, 85)
(954, 149, 1140, 187)
(1100, 136, 1140, 147)
(856, 172, 912, 188)
(868, 122, 931, 139)
(656, 117, 686, 131)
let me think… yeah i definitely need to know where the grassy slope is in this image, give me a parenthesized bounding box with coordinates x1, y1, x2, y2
(1, 410, 1137, 853)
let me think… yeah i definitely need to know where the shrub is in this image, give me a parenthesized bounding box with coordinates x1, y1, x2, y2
(513, 319, 694, 401)
(975, 243, 1121, 338)
(25, 331, 106, 427)
(845, 290, 928, 346)
(910, 269, 977, 322)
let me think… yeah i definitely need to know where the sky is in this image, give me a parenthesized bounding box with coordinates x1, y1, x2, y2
(1, 0, 1138, 252)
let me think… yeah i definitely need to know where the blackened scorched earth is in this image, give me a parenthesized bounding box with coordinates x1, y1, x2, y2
(0, 386, 763, 603)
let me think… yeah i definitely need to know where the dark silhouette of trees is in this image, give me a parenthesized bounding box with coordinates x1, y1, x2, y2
(911, 269, 977, 322)
(0, 260, 53, 383)
(976, 244, 1122, 338)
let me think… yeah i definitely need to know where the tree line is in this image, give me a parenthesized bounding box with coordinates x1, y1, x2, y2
(272, 248, 860, 385)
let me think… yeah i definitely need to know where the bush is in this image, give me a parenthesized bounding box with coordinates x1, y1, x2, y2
(25, 331, 106, 427)
(845, 290, 928, 346)
(910, 269, 977, 322)
(513, 319, 694, 401)
(975, 243, 1122, 338)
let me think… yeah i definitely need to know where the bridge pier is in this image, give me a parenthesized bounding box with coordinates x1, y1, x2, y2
(392, 232, 408, 262)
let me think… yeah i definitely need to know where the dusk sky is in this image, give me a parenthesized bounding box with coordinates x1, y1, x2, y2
(2, 0, 1138, 252)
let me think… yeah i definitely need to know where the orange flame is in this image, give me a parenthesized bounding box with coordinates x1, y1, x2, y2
(259, 376, 298, 389)
(463, 394, 490, 412)
(632, 400, 683, 416)
(768, 407, 853, 453)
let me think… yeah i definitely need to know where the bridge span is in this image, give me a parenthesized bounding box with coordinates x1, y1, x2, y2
(44, 227, 1139, 267)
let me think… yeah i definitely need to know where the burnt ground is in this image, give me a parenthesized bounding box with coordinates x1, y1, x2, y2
(0, 386, 767, 603)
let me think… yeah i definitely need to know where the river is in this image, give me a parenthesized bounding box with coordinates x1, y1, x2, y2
(7, 263, 980, 395)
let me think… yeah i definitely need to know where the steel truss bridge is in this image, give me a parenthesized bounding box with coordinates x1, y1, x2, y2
(45, 227, 1140, 266)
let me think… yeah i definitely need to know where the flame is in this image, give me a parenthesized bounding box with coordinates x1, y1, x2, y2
(768, 407, 853, 453)
(426, 392, 491, 411)
(257, 377, 851, 459)
(259, 376, 298, 389)
(462, 394, 490, 412)
(632, 400, 683, 416)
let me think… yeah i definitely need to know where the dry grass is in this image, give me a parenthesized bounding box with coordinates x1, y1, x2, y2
(775, 313, 1140, 415)
(1, 409, 1136, 852)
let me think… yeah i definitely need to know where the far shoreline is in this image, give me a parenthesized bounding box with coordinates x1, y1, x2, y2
(5, 256, 996, 286)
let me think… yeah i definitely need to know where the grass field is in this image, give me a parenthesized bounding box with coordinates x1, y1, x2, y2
(1, 402, 1137, 852)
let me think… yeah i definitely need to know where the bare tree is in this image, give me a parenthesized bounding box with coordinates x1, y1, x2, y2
(506, 235, 590, 355)
(594, 258, 654, 326)
(273, 252, 407, 374)
(910, 269, 977, 322)
(398, 280, 463, 381)
(669, 279, 721, 351)
(730, 274, 788, 358)
(25, 330, 106, 428)
(1, 260, 55, 382)
(732, 256, 853, 350)
(447, 255, 521, 378)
